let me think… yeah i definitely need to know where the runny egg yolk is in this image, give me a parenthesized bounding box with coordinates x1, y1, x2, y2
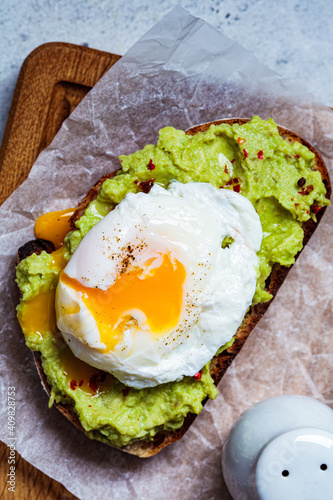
(35, 208, 75, 249)
(50, 246, 68, 269)
(59, 348, 105, 395)
(60, 254, 186, 352)
(18, 247, 68, 339)
(18, 289, 57, 340)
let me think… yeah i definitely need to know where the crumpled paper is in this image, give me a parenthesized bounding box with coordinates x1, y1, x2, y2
(1, 6, 333, 500)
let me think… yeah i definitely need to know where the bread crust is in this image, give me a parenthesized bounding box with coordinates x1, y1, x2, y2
(18, 118, 331, 457)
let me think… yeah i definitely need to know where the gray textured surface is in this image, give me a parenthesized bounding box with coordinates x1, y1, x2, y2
(1, 0, 333, 145)
(1, 3, 333, 500)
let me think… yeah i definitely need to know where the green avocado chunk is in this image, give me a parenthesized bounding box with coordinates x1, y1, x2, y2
(16, 116, 329, 447)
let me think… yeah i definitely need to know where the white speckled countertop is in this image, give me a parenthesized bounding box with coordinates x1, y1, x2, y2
(1, 0, 333, 145)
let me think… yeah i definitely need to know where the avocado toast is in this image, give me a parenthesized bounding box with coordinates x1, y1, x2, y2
(16, 116, 331, 457)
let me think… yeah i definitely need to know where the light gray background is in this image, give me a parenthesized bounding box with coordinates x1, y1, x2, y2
(1, 2, 333, 499)
(1, 0, 333, 145)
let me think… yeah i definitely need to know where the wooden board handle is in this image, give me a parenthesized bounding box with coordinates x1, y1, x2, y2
(0, 42, 120, 205)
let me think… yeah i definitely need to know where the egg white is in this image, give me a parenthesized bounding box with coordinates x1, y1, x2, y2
(56, 182, 262, 388)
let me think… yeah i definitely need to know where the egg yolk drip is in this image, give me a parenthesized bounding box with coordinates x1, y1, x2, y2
(35, 208, 75, 249)
(18, 289, 57, 340)
(18, 247, 68, 339)
(60, 254, 186, 352)
(59, 348, 105, 395)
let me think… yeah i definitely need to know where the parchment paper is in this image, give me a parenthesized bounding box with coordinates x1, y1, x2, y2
(1, 6, 333, 500)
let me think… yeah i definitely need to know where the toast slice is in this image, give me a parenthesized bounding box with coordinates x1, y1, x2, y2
(18, 119, 331, 457)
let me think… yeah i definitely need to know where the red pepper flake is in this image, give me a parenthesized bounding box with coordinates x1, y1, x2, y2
(193, 371, 201, 380)
(147, 159, 156, 171)
(298, 185, 314, 196)
(231, 159, 236, 164)
(311, 204, 323, 215)
(88, 372, 106, 393)
(122, 387, 130, 400)
(224, 178, 242, 189)
(134, 179, 138, 184)
(88, 405, 92, 407)
(238, 137, 246, 145)
(219, 186, 224, 189)
(78, 379, 84, 387)
(224, 165, 229, 174)
(294, 154, 300, 158)
(257, 150, 264, 160)
(243, 148, 248, 159)
(138, 179, 155, 194)
(70, 380, 77, 391)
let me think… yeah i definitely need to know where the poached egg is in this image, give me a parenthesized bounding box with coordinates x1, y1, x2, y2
(56, 182, 262, 388)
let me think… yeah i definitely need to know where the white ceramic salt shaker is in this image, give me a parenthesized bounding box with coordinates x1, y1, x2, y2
(222, 395, 333, 500)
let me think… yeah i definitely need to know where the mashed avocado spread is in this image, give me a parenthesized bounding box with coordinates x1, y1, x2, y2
(16, 116, 329, 448)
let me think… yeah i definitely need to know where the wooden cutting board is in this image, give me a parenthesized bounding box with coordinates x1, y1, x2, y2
(0, 42, 120, 500)
(0, 42, 120, 205)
